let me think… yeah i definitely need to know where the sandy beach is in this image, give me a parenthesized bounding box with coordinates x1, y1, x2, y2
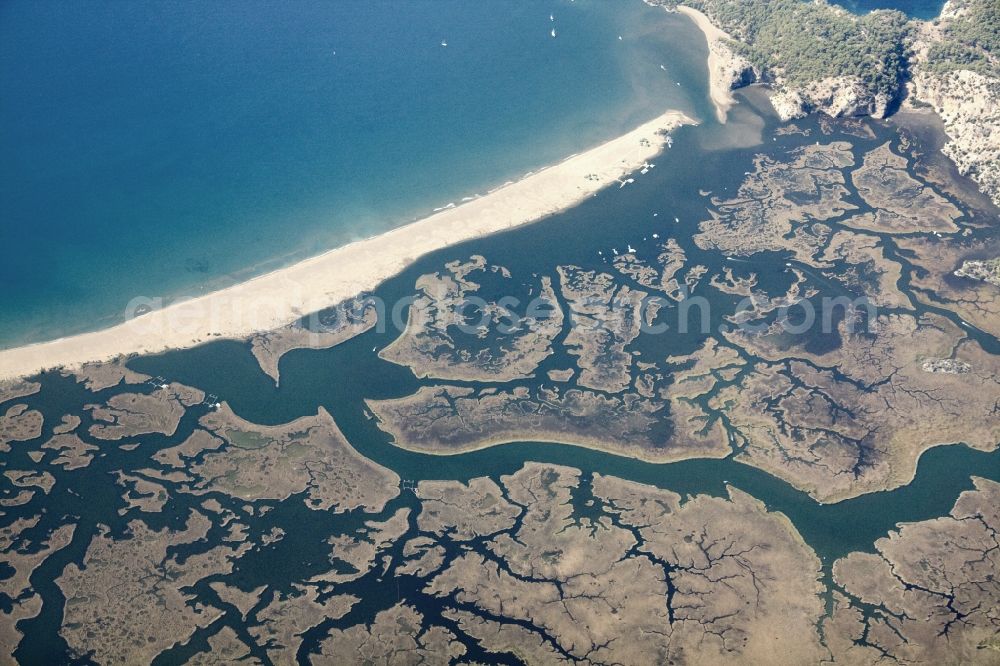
(0, 110, 695, 381)
(677, 6, 740, 124)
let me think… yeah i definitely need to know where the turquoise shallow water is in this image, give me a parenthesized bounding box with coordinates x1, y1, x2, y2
(0, 0, 708, 348)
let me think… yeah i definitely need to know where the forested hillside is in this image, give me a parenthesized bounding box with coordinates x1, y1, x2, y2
(652, 0, 912, 106)
(925, 0, 1000, 77)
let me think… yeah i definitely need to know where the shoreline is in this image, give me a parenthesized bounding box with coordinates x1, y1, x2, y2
(0, 109, 695, 381)
(676, 6, 740, 124)
(376, 430, 733, 467)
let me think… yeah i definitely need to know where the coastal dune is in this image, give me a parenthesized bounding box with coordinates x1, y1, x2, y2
(0, 110, 695, 381)
(676, 5, 745, 124)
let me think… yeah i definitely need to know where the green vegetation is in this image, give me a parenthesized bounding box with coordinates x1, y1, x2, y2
(955, 257, 1000, 287)
(655, 0, 912, 100)
(224, 429, 272, 450)
(926, 0, 1000, 77)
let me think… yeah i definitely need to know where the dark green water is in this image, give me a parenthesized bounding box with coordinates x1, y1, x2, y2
(830, 0, 945, 20)
(8, 361, 998, 663)
(6, 97, 999, 663)
(123, 105, 1000, 567)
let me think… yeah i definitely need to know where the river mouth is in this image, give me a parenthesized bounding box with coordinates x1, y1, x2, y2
(120, 101, 1000, 565)
(6, 85, 999, 663)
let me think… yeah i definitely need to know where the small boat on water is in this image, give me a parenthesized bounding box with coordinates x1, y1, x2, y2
(551, 28, 556, 38)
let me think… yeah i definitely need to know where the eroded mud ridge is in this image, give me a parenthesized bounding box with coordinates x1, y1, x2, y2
(371, 123, 1000, 503)
(250, 295, 379, 387)
(1, 362, 996, 663)
(379, 256, 563, 383)
(3, 116, 1000, 663)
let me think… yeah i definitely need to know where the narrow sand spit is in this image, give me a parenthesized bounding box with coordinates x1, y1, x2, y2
(0, 110, 695, 381)
(677, 6, 738, 123)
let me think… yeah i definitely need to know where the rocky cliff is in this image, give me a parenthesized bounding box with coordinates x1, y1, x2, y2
(650, 0, 910, 121)
(910, 0, 1000, 207)
(771, 76, 894, 121)
(653, 0, 1000, 208)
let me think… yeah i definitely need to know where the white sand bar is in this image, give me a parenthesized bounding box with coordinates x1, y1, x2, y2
(677, 6, 738, 124)
(0, 110, 695, 380)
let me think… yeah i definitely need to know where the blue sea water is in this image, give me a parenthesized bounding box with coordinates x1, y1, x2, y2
(829, 0, 945, 19)
(0, 0, 709, 347)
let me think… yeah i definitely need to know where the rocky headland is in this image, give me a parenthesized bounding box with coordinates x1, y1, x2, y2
(652, 0, 1000, 207)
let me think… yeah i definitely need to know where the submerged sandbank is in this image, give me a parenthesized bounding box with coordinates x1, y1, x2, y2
(0, 110, 695, 381)
(676, 6, 740, 124)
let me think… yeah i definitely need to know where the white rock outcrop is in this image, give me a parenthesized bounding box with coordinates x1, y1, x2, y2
(771, 76, 893, 121)
(912, 69, 1000, 207)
